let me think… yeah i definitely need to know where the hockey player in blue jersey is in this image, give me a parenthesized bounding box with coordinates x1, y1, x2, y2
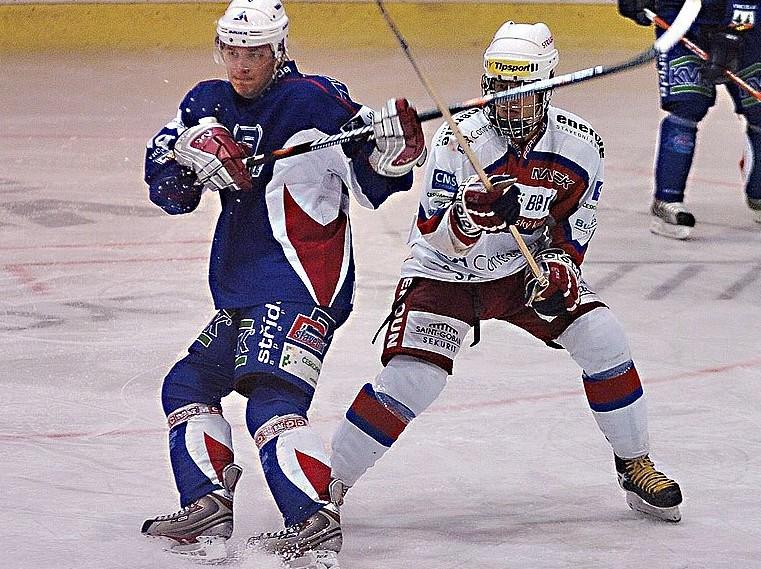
(139, 0, 426, 565)
(619, 0, 761, 238)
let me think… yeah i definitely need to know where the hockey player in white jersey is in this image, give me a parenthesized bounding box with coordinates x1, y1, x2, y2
(329, 21, 683, 527)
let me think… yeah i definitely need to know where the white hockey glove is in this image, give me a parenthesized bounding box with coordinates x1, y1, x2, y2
(173, 117, 253, 192)
(524, 248, 582, 317)
(369, 98, 427, 177)
(450, 174, 520, 239)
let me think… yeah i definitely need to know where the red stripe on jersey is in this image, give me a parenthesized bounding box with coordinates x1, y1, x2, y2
(417, 209, 446, 236)
(284, 185, 347, 306)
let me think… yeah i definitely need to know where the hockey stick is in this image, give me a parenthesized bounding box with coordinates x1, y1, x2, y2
(242, 0, 701, 169)
(644, 8, 761, 102)
(373, 0, 548, 282)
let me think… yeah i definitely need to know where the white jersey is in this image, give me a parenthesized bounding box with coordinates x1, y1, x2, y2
(402, 106, 604, 282)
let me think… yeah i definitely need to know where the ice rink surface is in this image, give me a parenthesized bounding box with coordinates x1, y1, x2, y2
(2, 46, 760, 569)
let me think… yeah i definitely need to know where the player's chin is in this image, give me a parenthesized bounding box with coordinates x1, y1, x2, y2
(231, 79, 265, 99)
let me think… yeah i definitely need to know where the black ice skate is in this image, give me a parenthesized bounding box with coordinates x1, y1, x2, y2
(747, 197, 761, 224)
(248, 503, 342, 569)
(615, 454, 682, 522)
(650, 199, 696, 239)
(141, 463, 242, 560)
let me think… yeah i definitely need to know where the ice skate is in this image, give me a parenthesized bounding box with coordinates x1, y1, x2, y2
(615, 454, 682, 522)
(248, 503, 342, 568)
(650, 200, 696, 239)
(141, 463, 242, 560)
(748, 197, 761, 224)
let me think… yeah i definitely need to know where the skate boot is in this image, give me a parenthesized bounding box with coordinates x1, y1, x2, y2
(248, 503, 342, 569)
(615, 454, 682, 522)
(747, 197, 761, 224)
(650, 199, 696, 239)
(141, 463, 242, 560)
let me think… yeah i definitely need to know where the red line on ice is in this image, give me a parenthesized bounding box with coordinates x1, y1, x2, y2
(4, 264, 49, 294)
(2, 357, 759, 443)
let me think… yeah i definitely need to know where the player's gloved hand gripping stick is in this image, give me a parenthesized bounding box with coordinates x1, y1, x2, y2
(644, 8, 761, 101)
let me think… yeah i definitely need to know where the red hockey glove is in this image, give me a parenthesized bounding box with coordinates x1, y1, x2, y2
(450, 174, 520, 239)
(525, 248, 582, 317)
(369, 98, 427, 177)
(174, 118, 253, 192)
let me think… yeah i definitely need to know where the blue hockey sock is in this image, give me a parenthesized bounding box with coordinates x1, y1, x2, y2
(655, 115, 698, 202)
(745, 124, 761, 200)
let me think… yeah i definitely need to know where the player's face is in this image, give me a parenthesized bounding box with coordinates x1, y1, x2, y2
(491, 79, 541, 128)
(220, 44, 276, 99)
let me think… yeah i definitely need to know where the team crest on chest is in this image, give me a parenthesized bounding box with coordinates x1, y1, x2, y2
(234, 124, 264, 177)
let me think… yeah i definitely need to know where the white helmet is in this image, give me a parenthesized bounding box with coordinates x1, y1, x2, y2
(215, 0, 289, 61)
(481, 22, 559, 141)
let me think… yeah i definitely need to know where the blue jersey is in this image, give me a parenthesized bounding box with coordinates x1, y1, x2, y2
(145, 61, 412, 309)
(659, 0, 759, 28)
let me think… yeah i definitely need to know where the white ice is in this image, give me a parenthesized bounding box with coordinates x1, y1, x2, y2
(1, 48, 759, 569)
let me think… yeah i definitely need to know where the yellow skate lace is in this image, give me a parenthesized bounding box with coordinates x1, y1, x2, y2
(626, 456, 676, 494)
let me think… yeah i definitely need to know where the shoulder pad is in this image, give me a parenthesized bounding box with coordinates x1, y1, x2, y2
(550, 108, 605, 159)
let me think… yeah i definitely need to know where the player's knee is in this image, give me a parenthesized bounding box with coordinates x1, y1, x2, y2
(375, 355, 448, 416)
(557, 307, 632, 374)
(161, 360, 215, 415)
(244, 373, 311, 433)
(664, 100, 710, 124)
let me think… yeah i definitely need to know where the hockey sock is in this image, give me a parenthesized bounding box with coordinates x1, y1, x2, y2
(166, 403, 235, 507)
(557, 308, 649, 457)
(744, 123, 761, 199)
(655, 114, 698, 202)
(331, 356, 447, 486)
(246, 377, 330, 526)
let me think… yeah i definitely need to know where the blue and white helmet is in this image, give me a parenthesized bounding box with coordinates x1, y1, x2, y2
(215, 0, 289, 62)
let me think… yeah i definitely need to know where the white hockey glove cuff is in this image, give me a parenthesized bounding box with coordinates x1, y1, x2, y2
(369, 98, 427, 177)
(174, 117, 253, 192)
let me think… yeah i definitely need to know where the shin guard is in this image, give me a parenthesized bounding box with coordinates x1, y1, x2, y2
(558, 308, 649, 458)
(743, 123, 761, 200)
(655, 114, 698, 202)
(167, 403, 235, 507)
(331, 356, 447, 486)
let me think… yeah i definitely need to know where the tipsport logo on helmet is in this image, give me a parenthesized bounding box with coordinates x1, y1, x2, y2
(486, 59, 540, 77)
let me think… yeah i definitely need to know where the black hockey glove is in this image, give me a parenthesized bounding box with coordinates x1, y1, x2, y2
(618, 0, 655, 26)
(701, 30, 744, 84)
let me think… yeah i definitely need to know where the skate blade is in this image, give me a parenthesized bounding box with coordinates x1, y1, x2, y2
(288, 550, 340, 569)
(169, 535, 229, 563)
(650, 218, 692, 240)
(751, 210, 761, 224)
(625, 492, 681, 523)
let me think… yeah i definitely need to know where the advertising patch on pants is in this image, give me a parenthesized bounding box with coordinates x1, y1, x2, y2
(400, 311, 469, 359)
(279, 342, 321, 388)
(233, 303, 338, 393)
